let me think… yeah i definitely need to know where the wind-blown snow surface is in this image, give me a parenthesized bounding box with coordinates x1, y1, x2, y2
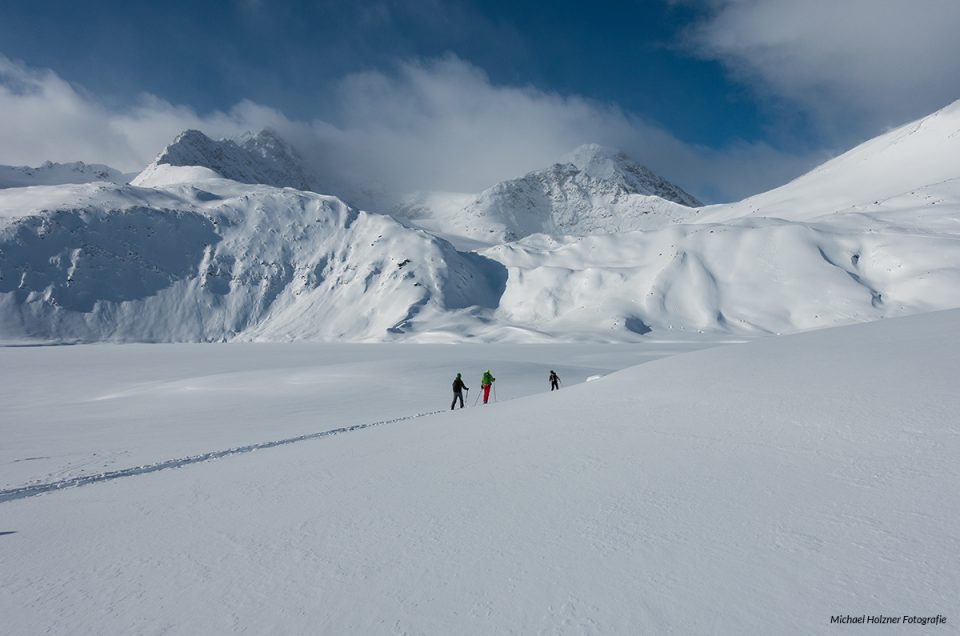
(1, 311, 958, 634)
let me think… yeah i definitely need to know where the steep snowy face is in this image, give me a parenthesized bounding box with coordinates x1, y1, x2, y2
(0, 180, 507, 343)
(133, 129, 315, 192)
(700, 99, 960, 222)
(0, 161, 127, 188)
(395, 144, 702, 243)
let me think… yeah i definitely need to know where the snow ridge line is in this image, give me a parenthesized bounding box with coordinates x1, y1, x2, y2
(0, 410, 445, 504)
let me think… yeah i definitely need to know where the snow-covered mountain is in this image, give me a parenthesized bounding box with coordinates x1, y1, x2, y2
(394, 144, 702, 243)
(2, 101, 960, 343)
(0, 161, 127, 189)
(0, 177, 505, 342)
(133, 129, 315, 192)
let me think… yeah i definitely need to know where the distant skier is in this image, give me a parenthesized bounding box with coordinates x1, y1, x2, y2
(481, 369, 496, 404)
(549, 370, 561, 391)
(451, 373, 469, 410)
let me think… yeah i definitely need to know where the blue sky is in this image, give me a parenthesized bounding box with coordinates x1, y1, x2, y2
(1, 0, 958, 203)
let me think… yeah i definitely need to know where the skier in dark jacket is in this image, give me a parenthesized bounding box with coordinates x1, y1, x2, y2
(549, 370, 561, 391)
(451, 373, 469, 409)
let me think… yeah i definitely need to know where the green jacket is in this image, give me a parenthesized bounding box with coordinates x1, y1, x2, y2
(481, 370, 495, 385)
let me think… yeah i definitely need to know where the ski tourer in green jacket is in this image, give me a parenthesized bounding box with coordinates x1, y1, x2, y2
(481, 369, 495, 404)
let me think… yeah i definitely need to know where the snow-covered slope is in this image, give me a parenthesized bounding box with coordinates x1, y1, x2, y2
(132, 129, 315, 191)
(3, 311, 958, 634)
(0, 178, 506, 342)
(393, 144, 702, 243)
(483, 207, 960, 337)
(0, 161, 126, 188)
(700, 99, 960, 222)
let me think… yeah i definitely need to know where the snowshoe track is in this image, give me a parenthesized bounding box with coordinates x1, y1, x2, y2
(0, 410, 444, 504)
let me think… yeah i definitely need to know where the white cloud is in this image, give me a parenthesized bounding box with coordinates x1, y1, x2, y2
(302, 55, 816, 204)
(0, 52, 817, 203)
(680, 0, 960, 138)
(0, 54, 291, 172)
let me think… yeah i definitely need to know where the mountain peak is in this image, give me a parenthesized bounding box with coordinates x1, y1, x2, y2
(137, 128, 313, 191)
(412, 144, 705, 242)
(559, 143, 627, 179)
(155, 130, 221, 167)
(173, 128, 210, 145)
(546, 144, 703, 208)
(550, 144, 702, 207)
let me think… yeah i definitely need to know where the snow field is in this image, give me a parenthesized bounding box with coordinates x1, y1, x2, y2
(2, 311, 958, 634)
(0, 340, 713, 490)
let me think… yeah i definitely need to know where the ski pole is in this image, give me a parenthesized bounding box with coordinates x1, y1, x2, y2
(493, 384, 497, 402)
(474, 390, 480, 406)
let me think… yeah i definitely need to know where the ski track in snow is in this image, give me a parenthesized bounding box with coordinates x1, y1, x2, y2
(0, 409, 444, 504)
